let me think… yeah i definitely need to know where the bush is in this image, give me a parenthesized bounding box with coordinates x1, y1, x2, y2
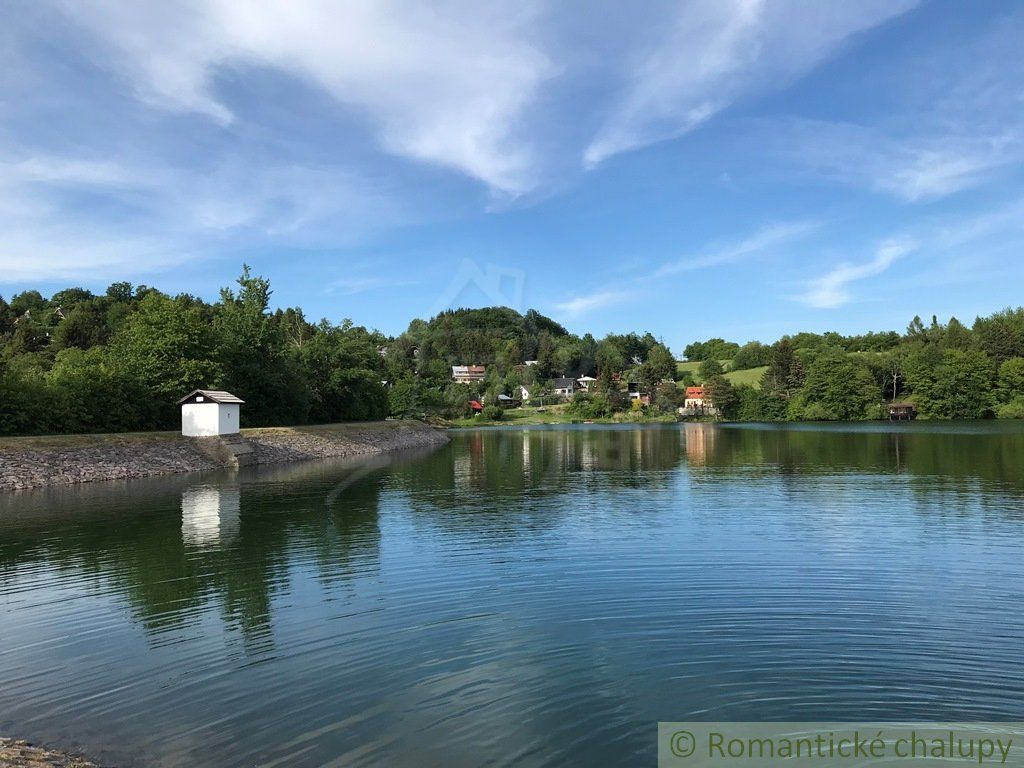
(799, 402, 839, 421)
(481, 404, 503, 421)
(997, 397, 1024, 419)
(566, 392, 612, 419)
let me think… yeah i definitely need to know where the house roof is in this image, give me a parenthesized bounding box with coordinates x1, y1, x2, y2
(685, 386, 705, 397)
(177, 389, 245, 405)
(577, 375, 597, 382)
(549, 377, 575, 388)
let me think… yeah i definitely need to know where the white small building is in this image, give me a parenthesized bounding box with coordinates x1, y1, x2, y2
(576, 375, 597, 392)
(179, 389, 245, 437)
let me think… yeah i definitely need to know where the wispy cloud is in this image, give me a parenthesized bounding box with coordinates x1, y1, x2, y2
(553, 220, 813, 319)
(555, 289, 632, 318)
(756, 119, 1023, 202)
(797, 238, 917, 309)
(584, 0, 916, 167)
(0, 151, 401, 282)
(654, 220, 817, 277)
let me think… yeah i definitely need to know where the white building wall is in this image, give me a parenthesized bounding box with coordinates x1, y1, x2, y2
(182, 403, 220, 436)
(218, 403, 240, 435)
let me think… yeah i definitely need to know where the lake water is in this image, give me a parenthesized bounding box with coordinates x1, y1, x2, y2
(2, 423, 1024, 767)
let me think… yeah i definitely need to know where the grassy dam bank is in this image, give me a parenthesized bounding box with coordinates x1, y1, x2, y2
(0, 421, 449, 492)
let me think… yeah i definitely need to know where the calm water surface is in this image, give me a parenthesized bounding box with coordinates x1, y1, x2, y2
(2, 423, 1024, 767)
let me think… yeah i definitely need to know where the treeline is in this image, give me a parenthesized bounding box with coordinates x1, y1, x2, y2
(0, 268, 390, 435)
(685, 311, 1024, 421)
(3, 265, 1024, 435)
(0, 269, 680, 435)
(384, 306, 677, 419)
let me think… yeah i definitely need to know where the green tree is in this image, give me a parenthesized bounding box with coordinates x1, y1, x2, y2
(684, 338, 739, 362)
(908, 348, 995, 419)
(797, 348, 879, 420)
(996, 357, 1024, 403)
(698, 358, 724, 382)
(973, 308, 1024, 364)
(704, 375, 738, 419)
(215, 266, 307, 425)
(639, 343, 676, 396)
(595, 339, 624, 393)
(731, 341, 771, 370)
(108, 292, 221, 427)
(298, 321, 388, 422)
(53, 302, 108, 350)
(762, 338, 805, 398)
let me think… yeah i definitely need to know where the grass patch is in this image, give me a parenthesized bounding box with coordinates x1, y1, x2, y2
(725, 366, 768, 388)
(676, 360, 767, 389)
(0, 430, 182, 449)
(448, 404, 677, 427)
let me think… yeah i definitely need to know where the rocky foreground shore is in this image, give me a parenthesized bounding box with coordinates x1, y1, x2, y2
(0, 738, 102, 768)
(0, 421, 449, 491)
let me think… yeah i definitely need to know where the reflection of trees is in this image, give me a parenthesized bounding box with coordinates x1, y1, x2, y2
(694, 424, 1024, 513)
(0, 460, 389, 652)
(387, 426, 687, 535)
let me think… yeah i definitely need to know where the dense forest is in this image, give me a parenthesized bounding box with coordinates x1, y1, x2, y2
(1, 266, 1023, 435)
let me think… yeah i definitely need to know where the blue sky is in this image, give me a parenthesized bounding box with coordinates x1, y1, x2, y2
(2, 1, 1023, 354)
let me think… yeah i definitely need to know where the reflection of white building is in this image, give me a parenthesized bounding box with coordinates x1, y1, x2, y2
(181, 486, 240, 546)
(683, 423, 715, 466)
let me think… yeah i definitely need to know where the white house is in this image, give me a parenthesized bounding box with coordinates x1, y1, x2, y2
(576, 375, 597, 392)
(451, 365, 487, 384)
(179, 389, 245, 437)
(549, 377, 576, 397)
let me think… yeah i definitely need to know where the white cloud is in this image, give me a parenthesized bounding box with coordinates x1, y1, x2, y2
(654, 220, 817, 277)
(758, 119, 1023, 201)
(584, 0, 916, 166)
(554, 289, 631, 318)
(0, 151, 400, 282)
(552, 220, 813, 319)
(798, 238, 917, 309)
(876, 137, 1021, 201)
(57, 0, 554, 196)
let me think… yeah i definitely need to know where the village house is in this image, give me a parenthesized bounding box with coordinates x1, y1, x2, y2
(451, 365, 487, 384)
(549, 377, 577, 398)
(576, 375, 597, 392)
(678, 386, 718, 417)
(179, 389, 245, 437)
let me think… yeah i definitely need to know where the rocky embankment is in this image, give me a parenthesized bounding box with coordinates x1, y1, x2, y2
(0, 738, 101, 767)
(0, 421, 449, 491)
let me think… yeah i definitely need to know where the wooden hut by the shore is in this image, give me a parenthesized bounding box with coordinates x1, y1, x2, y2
(887, 402, 917, 421)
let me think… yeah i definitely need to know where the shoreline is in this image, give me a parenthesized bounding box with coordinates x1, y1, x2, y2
(0, 738, 101, 767)
(0, 421, 449, 492)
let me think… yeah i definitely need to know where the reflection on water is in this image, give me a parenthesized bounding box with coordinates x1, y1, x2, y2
(181, 486, 240, 546)
(1, 424, 1024, 767)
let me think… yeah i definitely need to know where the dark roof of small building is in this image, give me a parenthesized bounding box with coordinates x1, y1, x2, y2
(888, 401, 916, 408)
(549, 377, 576, 388)
(177, 389, 245, 405)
